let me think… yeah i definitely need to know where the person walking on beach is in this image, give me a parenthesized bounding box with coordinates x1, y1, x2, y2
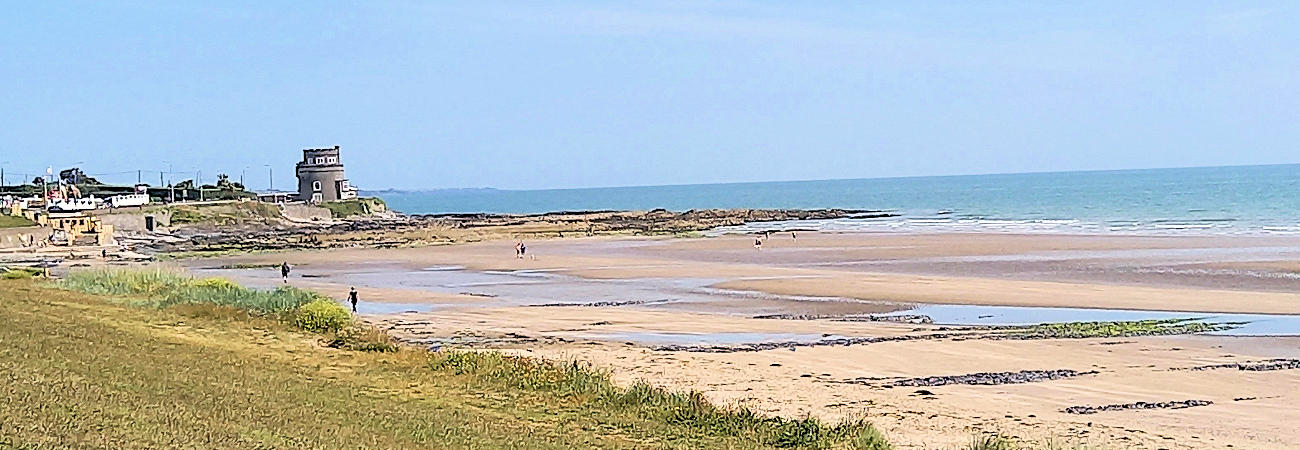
(515, 241, 523, 259)
(791, 231, 797, 241)
(280, 262, 291, 283)
(754, 236, 763, 251)
(348, 287, 359, 313)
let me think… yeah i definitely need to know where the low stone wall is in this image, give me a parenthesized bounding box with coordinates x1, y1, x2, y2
(281, 204, 332, 222)
(0, 226, 42, 249)
(96, 210, 171, 234)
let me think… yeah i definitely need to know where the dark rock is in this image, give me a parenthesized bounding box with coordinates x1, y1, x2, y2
(528, 299, 671, 308)
(844, 369, 1099, 387)
(1063, 399, 1212, 415)
(1176, 358, 1300, 372)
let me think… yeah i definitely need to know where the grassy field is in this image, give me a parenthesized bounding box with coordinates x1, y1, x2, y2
(320, 197, 387, 218)
(0, 214, 36, 228)
(0, 271, 891, 449)
(168, 202, 284, 226)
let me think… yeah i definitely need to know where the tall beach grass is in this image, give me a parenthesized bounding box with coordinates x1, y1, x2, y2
(60, 267, 323, 314)
(428, 351, 892, 449)
(52, 268, 893, 448)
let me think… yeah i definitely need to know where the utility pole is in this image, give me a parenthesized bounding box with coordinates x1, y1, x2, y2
(197, 170, 203, 202)
(137, 170, 142, 184)
(42, 167, 50, 209)
(164, 162, 174, 203)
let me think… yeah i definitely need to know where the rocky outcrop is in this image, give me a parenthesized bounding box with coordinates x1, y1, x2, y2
(422, 208, 891, 235)
(1175, 358, 1300, 372)
(842, 369, 1099, 388)
(1063, 400, 1212, 415)
(147, 208, 886, 254)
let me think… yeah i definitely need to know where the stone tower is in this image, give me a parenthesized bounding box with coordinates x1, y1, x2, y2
(295, 146, 358, 203)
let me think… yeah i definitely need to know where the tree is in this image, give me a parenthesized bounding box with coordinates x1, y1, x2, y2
(59, 168, 101, 185)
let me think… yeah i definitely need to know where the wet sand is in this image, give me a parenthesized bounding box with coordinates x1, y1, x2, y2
(187, 232, 1300, 448)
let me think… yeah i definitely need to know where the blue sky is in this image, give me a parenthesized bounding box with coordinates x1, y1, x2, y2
(2, 1, 1297, 190)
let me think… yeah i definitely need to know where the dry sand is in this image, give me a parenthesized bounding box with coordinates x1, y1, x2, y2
(189, 232, 1300, 448)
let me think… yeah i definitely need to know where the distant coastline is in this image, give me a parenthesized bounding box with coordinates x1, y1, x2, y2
(367, 164, 1300, 236)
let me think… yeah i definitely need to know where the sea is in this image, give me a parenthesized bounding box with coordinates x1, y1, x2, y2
(369, 164, 1300, 235)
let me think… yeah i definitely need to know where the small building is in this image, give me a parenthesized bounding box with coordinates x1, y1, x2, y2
(256, 191, 295, 204)
(294, 146, 358, 203)
(48, 212, 115, 246)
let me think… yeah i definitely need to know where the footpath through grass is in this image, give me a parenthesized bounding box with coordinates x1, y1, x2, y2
(0, 270, 891, 449)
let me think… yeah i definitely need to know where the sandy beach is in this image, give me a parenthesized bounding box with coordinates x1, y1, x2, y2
(185, 231, 1300, 448)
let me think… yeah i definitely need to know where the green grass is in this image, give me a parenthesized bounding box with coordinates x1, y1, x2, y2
(60, 268, 322, 315)
(998, 318, 1229, 339)
(0, 214, 36, 228)
(1, 267, 43, 279)
(168, 202, 284, 225)
(15, 269, 891, 449)
(969, 434, 1018, 450)
(320, 197, 387, 218)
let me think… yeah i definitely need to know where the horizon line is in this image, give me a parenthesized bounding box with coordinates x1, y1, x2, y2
(366, 161, 1300, 194)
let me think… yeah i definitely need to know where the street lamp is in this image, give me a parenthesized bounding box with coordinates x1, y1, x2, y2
(264, 164, 273, 192)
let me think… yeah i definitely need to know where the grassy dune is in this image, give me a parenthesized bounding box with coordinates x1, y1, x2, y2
(0, 271, 890, 449)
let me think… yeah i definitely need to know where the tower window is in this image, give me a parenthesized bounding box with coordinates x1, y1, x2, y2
(312, 181, 322, 191)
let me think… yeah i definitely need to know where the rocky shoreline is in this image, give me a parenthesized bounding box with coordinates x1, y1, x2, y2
(419, 208, 891, 234)
(140, 208, 882, 254)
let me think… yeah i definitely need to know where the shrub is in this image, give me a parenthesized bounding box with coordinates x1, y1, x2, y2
(970, 434, 1018, 450)
(190, 277, 242, 290)
(293, 299, 352, 333)
(326, 325, 400, 352)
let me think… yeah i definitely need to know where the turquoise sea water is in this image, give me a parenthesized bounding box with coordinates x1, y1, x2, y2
(371, 164, 1300, 235)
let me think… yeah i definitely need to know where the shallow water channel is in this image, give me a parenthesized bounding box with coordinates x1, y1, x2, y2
(196, 264, 1300, 341)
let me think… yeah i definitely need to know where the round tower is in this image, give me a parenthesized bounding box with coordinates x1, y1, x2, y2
(295, 146, 357, 203)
